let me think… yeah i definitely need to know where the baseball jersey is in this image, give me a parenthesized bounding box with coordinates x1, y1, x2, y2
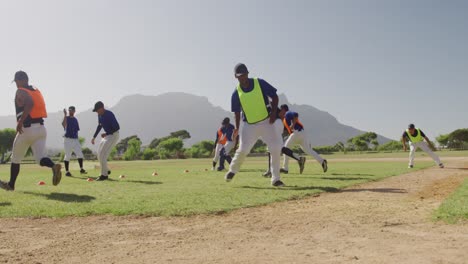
(284, 111, 304, 132)
(93, 110, 120, 138)
(15, 86, 45, 127)
(64, 116, 80, 139)
(231, 78, 278, 123)
(402, 129, 426, 142)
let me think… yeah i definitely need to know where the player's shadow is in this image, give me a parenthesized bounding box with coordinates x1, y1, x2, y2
(444, 167, 468, 170)
(317, 177, 371, 181)
(339, 188, 407, 194)
(238, 186, 339, 192)
(330, 173, 375, 177)
(125, 180, 162, 185)
(22, 192, 96, 203)
(240, 169, 266, 173)
(0, 202, 11, 206)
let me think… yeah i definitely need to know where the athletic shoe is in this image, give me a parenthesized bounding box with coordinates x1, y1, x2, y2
(80, 169, 87, 174)
(65, 171, 72, 177)
(408, 165, 414, 168)
(96, 175, 109, 181)
(211, 167, 215, 171)
(225, 172, 235, 182)
(280, 168, 289, 174)
(108, 170, 111, 175)
(439, 163, 444, 168)
(52, 164, 62, 186)
(272, 180, 285, 187)
(262, 171, 272, 178)
(299, 157, 306, 174)
(217, 167, 225, 171)
(322, 160, 328, 173)
(0, 181, 13, 191)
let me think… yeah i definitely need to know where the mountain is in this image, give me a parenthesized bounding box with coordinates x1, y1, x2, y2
(0, 92, 391, 151)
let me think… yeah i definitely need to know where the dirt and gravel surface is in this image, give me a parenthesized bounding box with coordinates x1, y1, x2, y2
(1, 157, 467, 264)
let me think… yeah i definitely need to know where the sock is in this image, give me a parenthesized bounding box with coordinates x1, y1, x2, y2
(212, 161, 216, 168)
(40, 157, 55, 168)
(78, 158, 84, 169)
(9, 163, 20, 189)
(282, 147, 300, 161)
(218, 149, 226, 169)
(64, 160, 69, 171)
(266, 152, 271, 172)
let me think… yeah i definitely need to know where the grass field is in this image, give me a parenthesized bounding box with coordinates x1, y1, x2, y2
(434, 178, 468, 223)
(0, 156, 434, 218)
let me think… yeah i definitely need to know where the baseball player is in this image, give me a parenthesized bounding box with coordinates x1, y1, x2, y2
(402, 124, 444, 168)
(215, 118, 235, 171)
(281, 104, 328, 173)
(225, 63, 285, 187)
(263, 106, 306, 177)
(62, 106, 87, 176)
(91, 101, 120, 181)
(0, 71, 62, 191)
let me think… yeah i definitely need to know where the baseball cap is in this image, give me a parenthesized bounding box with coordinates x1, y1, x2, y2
(280, 104, 289, 111)
(408, 124, 415, 129)
(234, 63, 249, 77)
(93, 101, 104, 112)
(68, 106, 76, 111)
(13, 71, 28, 82)
(222, 117, 230, 125)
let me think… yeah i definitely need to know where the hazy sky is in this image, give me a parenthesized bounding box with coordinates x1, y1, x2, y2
(1, 0, 467, 140)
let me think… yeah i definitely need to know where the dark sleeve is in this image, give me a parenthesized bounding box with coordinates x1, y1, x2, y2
(258, 79, 278, 98)
(285, 113, 293, 126)
(231, 90, 241, 112)
(93, 125, 102, 138)
(226, 127, 234, 141)
(419, 130, 426, 138)
(293, 112, 299, 118)
(402, 131, 408, 140)
(110, 112, 120, 133)
(77, 119, 80, 131)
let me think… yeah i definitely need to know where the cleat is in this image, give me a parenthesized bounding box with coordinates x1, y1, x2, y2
(280, 168, 289, 174)
(52, 164, 62, 186)
(262, 171, 272, 178)
(108, 170, 111, 175)
(321, 159, 328, 173)
(439, 163, 444, 168)
(96, 175, 108, 181)
(217, 167, 225, 171)
(225, 172, 235, 182)
(408, 165, 414, 169)
(80, 169, 87, 174)
(299, 157, 306, 174)
(272, 180, 285, 187)
(0, 180, 14, 191)
(65, 171, 72, 177)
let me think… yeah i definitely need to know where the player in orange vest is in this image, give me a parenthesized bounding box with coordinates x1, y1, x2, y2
(0, 71, 62, 191)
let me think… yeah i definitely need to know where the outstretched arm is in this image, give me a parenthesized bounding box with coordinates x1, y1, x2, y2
(401, 137, 408, 151)
(62, 109, 67, 129)
(425, 137, 437, 151)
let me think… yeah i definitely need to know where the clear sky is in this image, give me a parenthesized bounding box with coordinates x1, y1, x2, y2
(1, 0, 467, 140)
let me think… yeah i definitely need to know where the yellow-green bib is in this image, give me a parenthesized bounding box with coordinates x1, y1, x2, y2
(406, 128, 423, 143)
(236, 78, 269, 124)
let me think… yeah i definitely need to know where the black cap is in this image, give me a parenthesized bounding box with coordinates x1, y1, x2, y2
(408, 124, 415, 129)
(68, 106, 76, 111)
(234, 63, 249, 77)
(93, 101, 104, 112)
(280, 104, 289, 111)
(13, 71, 28, 82)
(222, 117, 230, 125)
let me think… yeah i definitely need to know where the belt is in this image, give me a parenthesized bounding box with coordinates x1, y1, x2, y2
(24, 123, 44, 128)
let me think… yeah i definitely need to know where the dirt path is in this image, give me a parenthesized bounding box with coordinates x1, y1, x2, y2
(1, 158, 467, 264)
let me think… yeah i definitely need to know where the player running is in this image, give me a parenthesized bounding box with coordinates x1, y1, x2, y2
(91, 101, 120, 181)
(281, 104, 328, 173)
(212, 117, 235, 171)
(0, 71, 62, 191)
(225, 63, 285, 186)
(402, 124, 444, 169)
(62, 106, 87, 176)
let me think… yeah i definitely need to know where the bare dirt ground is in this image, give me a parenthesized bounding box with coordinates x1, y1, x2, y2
(1, 158, 467, 264)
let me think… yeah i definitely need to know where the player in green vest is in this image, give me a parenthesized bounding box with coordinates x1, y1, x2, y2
(402, 124, 443, 168)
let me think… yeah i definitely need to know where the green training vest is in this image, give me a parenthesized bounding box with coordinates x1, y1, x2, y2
(236, 78, 269, 124)
(406, 128, 424, 143)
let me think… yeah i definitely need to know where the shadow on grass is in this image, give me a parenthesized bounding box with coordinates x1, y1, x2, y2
(22, 192, 96, 203)
(318, 177, 370, 181)
(340, 188, 407, 193)
(238, 185, 339, 192)
(330, 173, 375, 177)
(0, 202, 11, 206)
(444, 167, 468, 170)
(125, 180, 162, 185)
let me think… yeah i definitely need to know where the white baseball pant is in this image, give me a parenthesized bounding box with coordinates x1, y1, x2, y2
(213, 143, 224, 163)
(64, 137, 84, 161)
(409, 141, 441, 166)
(97, 132, 119, 176)
(11, 124, 47, 164)
(283, 130, 324, 170)
(229, 119, 284, 183)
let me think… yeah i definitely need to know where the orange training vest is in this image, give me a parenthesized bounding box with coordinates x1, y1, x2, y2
(217, 129, 227, 145)
(19, 87, 47, 119)
(283, 118, 304, 135)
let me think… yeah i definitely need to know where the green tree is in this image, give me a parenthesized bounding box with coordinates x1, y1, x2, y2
(78, 137, 85, 147)
(157, 138, 184, 159)
(436, 134, 450, 148)
(185, 140, 215, 158)
(0, 128, 16, 163)
(141, 148, 157, 160)
(116, 135, 140, 154)
(123, 138, 142, 161)
(170, 130, 191, 140)
(378, 140, 403, 151)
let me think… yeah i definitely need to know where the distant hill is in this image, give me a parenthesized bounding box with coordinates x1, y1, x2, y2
(0, 92, 390, 150)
